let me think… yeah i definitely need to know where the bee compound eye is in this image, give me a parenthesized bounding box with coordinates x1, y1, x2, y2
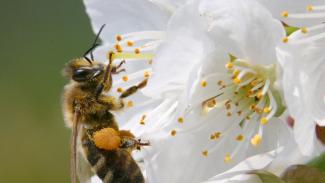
(72, 68, 92, 82)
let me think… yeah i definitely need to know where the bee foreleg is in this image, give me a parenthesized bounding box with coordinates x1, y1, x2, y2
(112, 68, 126, 74)
(111, 60, 126, 75)
(119, 78, 148, 98)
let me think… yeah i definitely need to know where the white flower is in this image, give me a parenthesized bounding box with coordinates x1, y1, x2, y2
(257, 0, 325, 155)
(276, 33, 325, 156)
(141, 0, 293, 182)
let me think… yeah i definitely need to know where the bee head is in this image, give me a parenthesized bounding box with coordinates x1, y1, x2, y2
(64, 58, 105, 83)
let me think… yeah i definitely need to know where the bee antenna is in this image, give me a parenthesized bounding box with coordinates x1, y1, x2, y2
(83, 24, 106, 64)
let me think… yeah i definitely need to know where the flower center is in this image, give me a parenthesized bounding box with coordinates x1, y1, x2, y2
(202, 54, 284, 126)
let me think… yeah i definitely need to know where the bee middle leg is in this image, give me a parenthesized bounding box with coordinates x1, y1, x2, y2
(120, 78, 148, 98)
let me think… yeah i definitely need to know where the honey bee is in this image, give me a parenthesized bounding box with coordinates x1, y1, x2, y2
(62, 25, 149, 183)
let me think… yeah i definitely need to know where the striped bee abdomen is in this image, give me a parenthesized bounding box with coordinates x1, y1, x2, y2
(81, 133, 145, 183)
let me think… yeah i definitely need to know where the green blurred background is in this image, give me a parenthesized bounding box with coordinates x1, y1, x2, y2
(1, 0, 325, 183)
(0, 0, 94, 182)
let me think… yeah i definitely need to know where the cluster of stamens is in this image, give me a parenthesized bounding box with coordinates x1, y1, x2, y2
(199, 55, 281, 162)
(174, 55, 281, 163)
(202, 55, 278, 127)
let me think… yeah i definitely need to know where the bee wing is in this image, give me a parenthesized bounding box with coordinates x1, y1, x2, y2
(76, 135, 94, 183)
(71, 110, 81, 183)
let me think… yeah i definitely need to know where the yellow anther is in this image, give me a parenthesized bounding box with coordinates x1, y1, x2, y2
(210, 134, 216, 140)
(255, 108, 263, 114)
(202, 150, 209, 157)
(257, 91, 263, 99)
(233, 69, 240, 76)
(214, 132, 221, 139)
(248, 90, 254, 96)
(144, 71, 150, 78)
(122, 76, 129, 82)
(201, 80, 207, 87)
(148, 59, 153, 65)
(237, 111, 242, 116)
(211, 132, 221, 140)
(307, 5, 313, 12)
(127, 101, 134, 107)
(115, 44, 123, 52)
(224, 154, 232, 163)
(228, 53, 237, 62)
(233, 77, 241, 84)
(246, 115, 251, 120)
(171, 130, 177, 136)
(250, 79, 260, 86)
(140, 115, 146, 125)
(218, 80, 224, 86)
(282, 37, 289, 43)
(250, 134, 262, 146)
(301, 27, 308, 34)
(177, 117, 184, 123)
(225, 103, 231, 110)
(205, 99, 217, 108)
(260, 117, 268, 125)
(225, 62, 234, 70)
(281, 11, 289, 18)
(127, 41, 134, 47)
(134, 48, 141, 54)
(116, 35, 122, 41)
(226, 111, 232, 117)
(250, 104, 256, 111)
(117, 87, 123, 93)
(263, 107, 271, 113)
(236, 134, 244, 141)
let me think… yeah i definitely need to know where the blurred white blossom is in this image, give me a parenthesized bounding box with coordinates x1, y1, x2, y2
(257, 0, 325, 155)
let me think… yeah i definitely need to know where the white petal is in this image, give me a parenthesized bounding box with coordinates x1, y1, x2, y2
(267, 137, 313, 175)
(277, 38, 325, 128)
(143, 0, 212, 98)
(83, 0, 170, 43)
(293, 114, 322, 155)
(205, 149, 280, 183)
(205, 174, 262, 183)
(149, 0, 189, 13)
(199, 0, 285, 65)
